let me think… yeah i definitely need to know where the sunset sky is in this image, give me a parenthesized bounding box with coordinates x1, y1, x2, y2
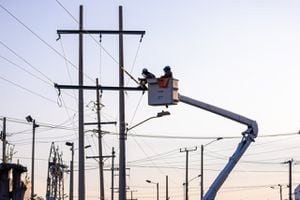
(1, 1, 300, 199)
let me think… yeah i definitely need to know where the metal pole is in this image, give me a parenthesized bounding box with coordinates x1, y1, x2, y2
(289, 160, 292, 200)
(112, 147, 115, 200)
(166, 175, 168, 200)
(118, 5, 126, 200)
(31, 120, 37, 200)
(201, 145, 203, 200)
(279, 184, 282, 200)
(70, 144, 74, 200)
(96, 78, 105, 200)
(157, 182, 159, 200)
(78, 5, 85, 200)
(185, 151, 188, 200)
(2, 117, 6, 163)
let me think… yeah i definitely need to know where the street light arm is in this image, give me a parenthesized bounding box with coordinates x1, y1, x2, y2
(203, 137, 223, 147)
(127, 111, 170, 132)
(127, 116, 156, 131)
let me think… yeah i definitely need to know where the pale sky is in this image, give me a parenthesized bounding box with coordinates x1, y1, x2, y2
(1, 1, 300, 200)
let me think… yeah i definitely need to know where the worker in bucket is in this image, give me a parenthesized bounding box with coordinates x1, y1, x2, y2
(139, 68, 156, 89)
(161, 66, 173, 78)
(142, 68, 156, 79)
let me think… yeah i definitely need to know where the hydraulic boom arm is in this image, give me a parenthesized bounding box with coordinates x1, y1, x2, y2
(179, 94, 258, 200)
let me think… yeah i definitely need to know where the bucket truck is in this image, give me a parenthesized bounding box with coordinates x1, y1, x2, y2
(147, 78, 258, 200)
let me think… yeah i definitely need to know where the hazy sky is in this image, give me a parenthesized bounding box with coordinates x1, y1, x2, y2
(1, 1, 300, 200)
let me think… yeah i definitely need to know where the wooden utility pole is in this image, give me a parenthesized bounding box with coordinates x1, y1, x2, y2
(85, 79, 116, 200)
(118, 6, 126, 200)
(96, 78, 105, 200)
(55, 5, 145, 200)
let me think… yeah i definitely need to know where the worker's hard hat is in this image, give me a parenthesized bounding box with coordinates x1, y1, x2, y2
(164, 66, 171, 72)
(142, 68, 148, 74)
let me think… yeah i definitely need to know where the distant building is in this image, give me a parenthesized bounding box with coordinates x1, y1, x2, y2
(295, 184, 300, 200)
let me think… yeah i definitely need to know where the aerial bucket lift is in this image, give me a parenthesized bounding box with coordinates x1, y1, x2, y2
(147, 77, 258, 200)
(147, 78, 179, 106)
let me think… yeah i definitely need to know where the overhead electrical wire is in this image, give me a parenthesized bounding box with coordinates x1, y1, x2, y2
(0, 75, 58, 104)
(128, 148, 179, 164)
(131, 135, 167, 176)
(3, 115, 300, 141)
(54, 0, 79, 23)
(1, 116, 77, 132)
(54, 0, 144, 86)
(0, 3, 95, 82)
(0, 54, 52, 86)
(0, 40, 54, 84)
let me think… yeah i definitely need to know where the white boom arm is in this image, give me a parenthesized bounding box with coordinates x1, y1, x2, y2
(179, 94, 258, 200)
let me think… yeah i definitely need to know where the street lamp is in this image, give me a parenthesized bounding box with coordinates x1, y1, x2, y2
(146, 179, 159, 200)
(270, 184, 283, 200)
(65, 142, 91, 200)
(201, 137, 223, 200)
(25, 115, 39, 200)
(65, 142, 74, 200)
(127, 111, 170, 132)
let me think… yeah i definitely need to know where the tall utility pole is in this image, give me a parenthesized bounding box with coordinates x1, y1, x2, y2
(78, 5, 85, 200)
(2, 117, 6, 163)
(96, 78, 105, 200)
(55, 5, 145, 200)
(85, 79, 117, 200)
(180, 147, 197, 200)
(118, 6, 127, 200)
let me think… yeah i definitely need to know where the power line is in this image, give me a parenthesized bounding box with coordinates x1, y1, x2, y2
(126, 131, 300, 140)
(2, 116, 299, 140)
(0, 75, 58, 104)
(0, 3, 94, 82)
(1, 116, 77, 132)
(0, 40, 54, 84)
(0, 75, 77, 112)
(54, 0, 79, 23)
(54, 0, 144, 86)
(0, 54, 52, 86)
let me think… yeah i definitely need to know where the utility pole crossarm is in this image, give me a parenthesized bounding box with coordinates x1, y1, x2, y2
(57, 30, 145, 36)
(84, 121, 117, 126)
(54, 83, 146, 91)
